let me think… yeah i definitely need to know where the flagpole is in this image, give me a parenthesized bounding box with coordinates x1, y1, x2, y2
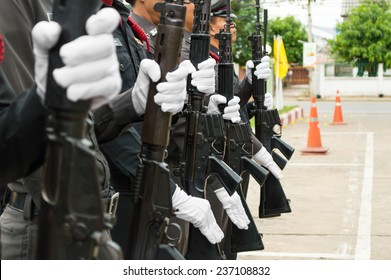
(279, 78, 284, 108)
(274, 35, 279, 109)
(279, 35, 284, 109)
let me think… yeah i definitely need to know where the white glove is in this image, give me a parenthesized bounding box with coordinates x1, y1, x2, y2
(245, 55, 271, 84)
(190, 57, 216, 95)
(32, 8, 121, 110)
(264, 92, 273, 110)
(207, 95, 241, 123)
(131, 59, 161, 116)
(155, 60, 196, 113)
(132, 59, 196, 116)
(214, 188, 250, 230)
(172, 186, 224, 244)
(253, 146, 283, 180)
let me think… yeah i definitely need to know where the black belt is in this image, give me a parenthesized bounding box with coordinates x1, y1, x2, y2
(9, 191, 118, 219)
(9, 191, 40, 217)
(110, 171, 136, 192)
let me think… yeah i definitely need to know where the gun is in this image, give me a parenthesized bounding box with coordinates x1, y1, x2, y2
(127, 0, 186, 260)
(249, 7, 294, 218)
(36, 0, 122, 259)
(181, 0, 242, 260)
(215, 0, 268, 254)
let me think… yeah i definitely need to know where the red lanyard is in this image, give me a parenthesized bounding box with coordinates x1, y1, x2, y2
(0, 34, 5, 64)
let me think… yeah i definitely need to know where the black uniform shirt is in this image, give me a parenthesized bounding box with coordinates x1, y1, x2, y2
(109, 1, 147, 93)
(94, 1, 147, 144)
(129, 12, 158, 56)
(0, 0, 53, 95)
(0, 69, 46, 186)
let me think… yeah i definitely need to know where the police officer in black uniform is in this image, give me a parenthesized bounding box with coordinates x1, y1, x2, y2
(0, 68, 47, 186)
(93, 0, 148, 257)
(0, 8, 124, 259)
(94, 0, 226, 259)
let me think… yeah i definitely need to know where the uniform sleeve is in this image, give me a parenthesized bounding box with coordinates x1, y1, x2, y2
(0, 0, 51, 94)
(0, 86, 47, 185)
(251, 133, 263, 155)
(234, 77, 253, 108)
(93, 87, 142, 143)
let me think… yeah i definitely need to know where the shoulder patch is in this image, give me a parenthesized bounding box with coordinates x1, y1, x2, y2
(149, 28, 158, 37)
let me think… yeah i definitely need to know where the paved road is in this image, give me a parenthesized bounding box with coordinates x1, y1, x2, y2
(238, 97, 391, 260)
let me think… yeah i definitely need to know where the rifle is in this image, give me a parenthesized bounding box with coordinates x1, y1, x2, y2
(215, 0, 268, 254)
(249, 6, 294, 218)
(36, 0, 122, 259)
(181, 0, 242, 260)
(127, 0, 186, 260)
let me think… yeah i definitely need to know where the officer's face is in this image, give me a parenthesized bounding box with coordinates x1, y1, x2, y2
(184, 1, 195, 32)
(144, 0, 164, 25)
(210, 16, 237, 43)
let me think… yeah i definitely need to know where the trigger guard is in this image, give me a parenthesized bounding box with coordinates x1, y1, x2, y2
(165, 222, 182, 247)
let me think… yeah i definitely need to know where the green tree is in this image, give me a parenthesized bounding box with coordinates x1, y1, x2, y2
(328, 0, 391, 70)
(268, 16, 308, 64)
(232, 0, 307, 65)
(231, 0, 257, 66)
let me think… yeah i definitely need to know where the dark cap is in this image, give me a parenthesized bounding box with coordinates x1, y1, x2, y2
(211, 0, 237, 18)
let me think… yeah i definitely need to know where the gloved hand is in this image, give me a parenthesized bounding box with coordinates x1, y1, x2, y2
(131, 59, 160, 116)
(32, 8, 121, 110)
(207, 95, 241, 123)
(245, 55, 271, 84)
(156, 60, 196, 113)
(190, 57, 216, 95)
(214, 188, 250, 230)
(132, 59, 196, 116)
(252, 146, 283, 180)
(172, 185, 224, 244)
(264, 92, 273, 110)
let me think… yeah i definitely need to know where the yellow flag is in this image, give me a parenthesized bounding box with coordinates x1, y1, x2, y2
(273, 35, 289, 79)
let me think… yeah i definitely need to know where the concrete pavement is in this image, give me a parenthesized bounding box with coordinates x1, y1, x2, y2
(237, 95, 391, 260)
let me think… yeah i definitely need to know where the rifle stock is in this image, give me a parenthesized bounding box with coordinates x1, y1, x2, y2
(225, 124, 268, 253)
(259, 173, 291, 217)
(255, 111, 293, 218)
(127, 0, 186, 260)
(215, 1, 266, 254)
(230, 187, 264, 253)
(36, 0, 122, 259)
(249, 8, 293, 218)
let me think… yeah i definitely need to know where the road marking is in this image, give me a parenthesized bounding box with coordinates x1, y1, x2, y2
(355, 132, 374, 260)
(337, 156, 359, 255)
(290, 163, 363, 167)
(238, 251, 354, 260)
(247, 131, 374, 260)
(322, 131, 368, 135)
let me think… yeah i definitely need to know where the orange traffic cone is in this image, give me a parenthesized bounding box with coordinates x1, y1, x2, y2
(331, 90, 346, 125)
(301, 97, 328, 154)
